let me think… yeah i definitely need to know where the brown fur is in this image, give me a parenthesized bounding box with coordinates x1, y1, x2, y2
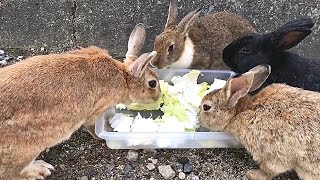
(199, 65, 320, 180)
(0, 47, 160, 179)
(152, 0, 256, 69)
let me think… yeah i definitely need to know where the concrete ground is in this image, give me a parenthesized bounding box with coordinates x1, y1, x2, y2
(39, 128, 300, 180)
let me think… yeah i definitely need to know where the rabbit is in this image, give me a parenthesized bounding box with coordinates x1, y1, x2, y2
(223, 17, 320, 93)
(199, 64, 320, 180)
(0, 23, 161, 180)
(151, 0, 256, 70)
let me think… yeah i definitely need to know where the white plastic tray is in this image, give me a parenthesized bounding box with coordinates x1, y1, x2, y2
(95, 69, 242, 149)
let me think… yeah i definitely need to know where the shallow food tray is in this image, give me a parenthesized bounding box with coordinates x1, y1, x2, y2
(95, 69, 243, 149)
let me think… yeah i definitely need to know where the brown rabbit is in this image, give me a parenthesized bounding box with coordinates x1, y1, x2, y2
(199, 65, 320, 180)
(0, 24, 160, 179)
(151, 0, 256, 69)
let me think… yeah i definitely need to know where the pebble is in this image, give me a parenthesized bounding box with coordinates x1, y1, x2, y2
(127, 150, 138, 161)
(178, 172, 186, 179)
(80, 176, 88, 180)
(179, 157, 190, 164)
(186, 173, 200, 180)
(148, 157, 158, 164)
(158, 165, 176, 179)
(123, 164, 132, 176)
(17, 56, 24, 60)
(0, 59, 7, 66)
(176, 164, 184, 172)
(146, 163, 155, 170)
(170, 155, 178, 162)
(183, 163, 193, 173)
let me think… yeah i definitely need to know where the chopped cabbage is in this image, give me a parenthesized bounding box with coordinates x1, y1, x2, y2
(111, 70, 227, 133)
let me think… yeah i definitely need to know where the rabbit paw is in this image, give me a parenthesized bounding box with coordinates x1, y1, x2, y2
(20, 160, 55, 180)
(245, 170, 268, 180)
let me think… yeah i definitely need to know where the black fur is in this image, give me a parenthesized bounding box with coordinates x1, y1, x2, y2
(223, 17, 320, 92)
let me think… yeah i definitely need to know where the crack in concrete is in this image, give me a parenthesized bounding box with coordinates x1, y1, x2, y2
(71, 0, 77, 46)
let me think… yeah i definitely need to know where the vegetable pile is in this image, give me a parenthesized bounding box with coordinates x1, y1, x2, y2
(110, 70, 226, 133)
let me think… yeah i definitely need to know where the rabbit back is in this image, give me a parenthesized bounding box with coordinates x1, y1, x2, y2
(189, 11, 256, 69)
(232, 84, 320, 178)
(0, 47, 129, 179)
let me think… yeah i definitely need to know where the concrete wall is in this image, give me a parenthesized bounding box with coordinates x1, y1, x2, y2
(1, 0, 319, 58)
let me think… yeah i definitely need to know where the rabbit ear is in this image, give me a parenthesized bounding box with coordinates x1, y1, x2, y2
(177, 7, 202, 35)
(165, 0, 178, 28)
(226, 65, 270, 107)
(247, 64, 271, 92)
(268, 18, 314, 50)
(127, 51, 157, 78)
(125, 23, 146, 63)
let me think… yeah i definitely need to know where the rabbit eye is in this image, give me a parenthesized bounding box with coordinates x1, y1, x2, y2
(240, 47, 251, 54)
(168, 44, 174, 52)
(148, 80, 157, 88)
(203, 104, 212, 111)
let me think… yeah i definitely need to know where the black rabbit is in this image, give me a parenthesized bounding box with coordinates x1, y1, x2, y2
(223, 17, 320, 92)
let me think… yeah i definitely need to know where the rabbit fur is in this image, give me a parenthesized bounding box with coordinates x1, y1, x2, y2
(152, 0, 256, 69)
(0, 24, 160, 180)
(223, 17, 320, 93)
(199, 65, 320, 180)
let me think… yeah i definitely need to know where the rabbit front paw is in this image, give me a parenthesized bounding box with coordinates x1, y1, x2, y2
(19, 160, 55, 180)
(245, 169, 269, 180)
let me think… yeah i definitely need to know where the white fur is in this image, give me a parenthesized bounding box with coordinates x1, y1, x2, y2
(170, 36, 194, 68)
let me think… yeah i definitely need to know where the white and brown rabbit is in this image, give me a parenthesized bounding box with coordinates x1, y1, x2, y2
(0, 24, 161, 180)
(152, 0, 256, 69)
(199, 65, 320, 180)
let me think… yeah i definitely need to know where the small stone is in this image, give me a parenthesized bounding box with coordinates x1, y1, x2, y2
(186, 173, 199, 180)
(146, 163, 155, 170)
(0, 60, 7, 66)
(123, 164, 132, 176)
(0, 50, 4, 55)
(148, 157, 158, 164)
(178, 157, 190, 164)
(176, 164, 184, 172)
(183, 163, 193, 173)
(127, 150, 138, 161)
(170, 155, 177, 162)
(149, 178, 155, 180)
(178, 172, 186, 179)
(17, 56, 24, 60)
(80, 176, 89, 180)
(158, 165, 176, 179)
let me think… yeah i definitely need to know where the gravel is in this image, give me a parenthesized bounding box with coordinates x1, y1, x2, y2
(3, 48, 301, 180)
(158, 165, 176, 179)
(148, 157, 158, 164)
(178, 172, 186, 179)
(186, 172, 200, 180)
(183, 163, 193, 174)
(146, 163, 156, 171)
(127, 150, 139, 161)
